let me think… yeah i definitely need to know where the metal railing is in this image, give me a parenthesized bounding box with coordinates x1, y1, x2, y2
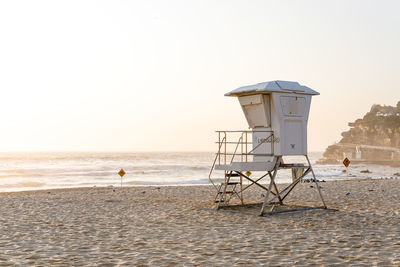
(208, 130, 275, 190)
(214, 130, 275, 166)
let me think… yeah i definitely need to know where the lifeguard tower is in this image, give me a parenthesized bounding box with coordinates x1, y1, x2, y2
(209, 80, 327, 215)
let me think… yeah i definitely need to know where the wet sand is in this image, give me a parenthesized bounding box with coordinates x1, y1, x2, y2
(0, 178, 399, 266)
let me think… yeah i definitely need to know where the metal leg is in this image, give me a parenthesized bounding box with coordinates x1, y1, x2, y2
(214, 183, 223, 202)
(305, 155, 327, 208)
(269, 171, 283, 204)
(260, 156, 281, 216)
(240, 175, 244, 205)
(280, 178, 301, 201)
(266, 167, 311, 204)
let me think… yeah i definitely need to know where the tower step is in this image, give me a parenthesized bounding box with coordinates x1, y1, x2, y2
(226, 173, 240, 177)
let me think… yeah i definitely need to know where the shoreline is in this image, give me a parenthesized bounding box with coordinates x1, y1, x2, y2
(1, 176, 399, 195)
(317, 158, 400, 167)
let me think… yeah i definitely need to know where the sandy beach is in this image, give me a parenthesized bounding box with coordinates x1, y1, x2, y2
(0, 178, 399, 266)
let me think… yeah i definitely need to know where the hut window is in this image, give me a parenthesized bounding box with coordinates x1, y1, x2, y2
(280, 96, 305, 117)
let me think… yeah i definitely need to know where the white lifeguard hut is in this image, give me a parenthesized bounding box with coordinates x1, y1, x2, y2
(209, 80, 327, 215)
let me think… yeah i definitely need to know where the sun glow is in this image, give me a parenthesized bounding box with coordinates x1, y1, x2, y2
(0, 0, 399, 152)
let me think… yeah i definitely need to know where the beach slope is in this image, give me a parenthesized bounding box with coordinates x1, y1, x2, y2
(0, 179, 399, 266)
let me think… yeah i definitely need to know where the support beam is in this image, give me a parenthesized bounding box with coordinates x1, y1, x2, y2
(236, 172, 277, 196)
(305, 155, 327, 208)
(260, 157, 281, 216)
(214, 154, 328, 217)
(267, 167, 311, 204)
(269, 171, 283, 204)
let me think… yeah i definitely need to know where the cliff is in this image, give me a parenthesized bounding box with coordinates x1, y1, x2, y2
(318, 101, 400, 165)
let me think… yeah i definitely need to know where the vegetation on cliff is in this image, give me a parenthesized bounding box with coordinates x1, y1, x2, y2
(320, 101, 400, 164)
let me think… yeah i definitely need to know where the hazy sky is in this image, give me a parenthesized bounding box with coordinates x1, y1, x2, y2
(0, 0, 399, 152)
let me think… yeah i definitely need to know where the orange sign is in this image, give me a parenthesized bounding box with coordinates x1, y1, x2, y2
(118, 169, 126, 177)
(343, 158, 350, 168)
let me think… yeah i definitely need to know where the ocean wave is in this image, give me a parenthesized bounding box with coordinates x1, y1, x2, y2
(0, 152, 398, 192)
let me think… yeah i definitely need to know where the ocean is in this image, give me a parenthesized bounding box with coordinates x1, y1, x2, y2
(0, 151, 399, 192)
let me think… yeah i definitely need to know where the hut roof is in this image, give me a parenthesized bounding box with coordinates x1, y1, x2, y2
(225, 80, 319, 97)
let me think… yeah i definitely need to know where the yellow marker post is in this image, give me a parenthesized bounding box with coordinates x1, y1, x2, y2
(343, 157, 350, 167)
(118, 169, 126, 188)
(343, 157, 350, 176)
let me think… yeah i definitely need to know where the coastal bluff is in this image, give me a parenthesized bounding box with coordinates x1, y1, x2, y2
(319, 102, 400, 166)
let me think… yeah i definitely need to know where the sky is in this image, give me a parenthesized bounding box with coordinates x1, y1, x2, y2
(0, 0, 399, 152)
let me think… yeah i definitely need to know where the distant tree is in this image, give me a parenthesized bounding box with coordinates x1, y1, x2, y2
(370, 104, 381, 113)
(383, 116, 400, 146)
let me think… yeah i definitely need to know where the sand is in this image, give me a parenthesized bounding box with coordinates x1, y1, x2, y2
(0, 179, 399, 266)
